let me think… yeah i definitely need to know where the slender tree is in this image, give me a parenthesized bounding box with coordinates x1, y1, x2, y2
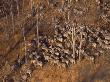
(22, 0, 24, 13)
(16, 0, 20, 17)
(30, 0, 33, 10)
(79, 27, 83, 61)
(68, 0, 76, 63)
(22, 27, 27, 63)
(72, 23, 76, 63)
(36, 4, 39, 51)
(3, 4, 9, 40)
(10, 1, 15, 35)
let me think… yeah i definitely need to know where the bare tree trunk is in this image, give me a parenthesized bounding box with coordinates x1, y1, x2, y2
(23, 27, 27, 63)
(16, 0, 20, 17)
(67, 0, 70, 21)
(68, 0, 76, 63)
(22, 0, 24, 13)
(72, 24, 76, 63)
(30, 0, 33, 10)
(10, 3, 15, 35)
(3, 4, 9, 41)
(36, 4, 39, 52)
(5, 14, 9, 40)
(61, 0, 64, 9)
(79, 29, 83, 61)
(53, 17, 56, 57)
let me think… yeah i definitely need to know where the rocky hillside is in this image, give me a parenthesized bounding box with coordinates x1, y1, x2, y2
(0, 0, 110, 82)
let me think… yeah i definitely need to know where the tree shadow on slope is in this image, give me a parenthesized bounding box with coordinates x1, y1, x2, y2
(77, 63, 110, 82)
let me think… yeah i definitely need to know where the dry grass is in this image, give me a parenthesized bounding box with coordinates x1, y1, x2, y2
(0, 0, 110, 82)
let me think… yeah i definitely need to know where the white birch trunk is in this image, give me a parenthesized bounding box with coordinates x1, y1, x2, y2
(10, 4, 15, 35)
(72, 25, 76, 61)
(16, 0, 20, 17)
(36, 4, 39, 51)
(23, 27, 27, 63)
(79, 29, 83, 61)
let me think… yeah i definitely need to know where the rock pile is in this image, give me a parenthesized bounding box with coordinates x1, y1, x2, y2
(20, 24, 110, 68)
(10, 24, 110, 69)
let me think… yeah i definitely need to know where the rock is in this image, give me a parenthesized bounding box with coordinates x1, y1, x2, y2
(55, 42, 63, 48)
(104, 34, 110, 40)
(55, 52, 60, 56)
(63, 49, 71, 54)
(92, 43, 97, 48)
(26, 22, 110, 67)
(21, 75, 27, 80)
(37, 60, 43, 67)
(26, 69, 32, 77)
